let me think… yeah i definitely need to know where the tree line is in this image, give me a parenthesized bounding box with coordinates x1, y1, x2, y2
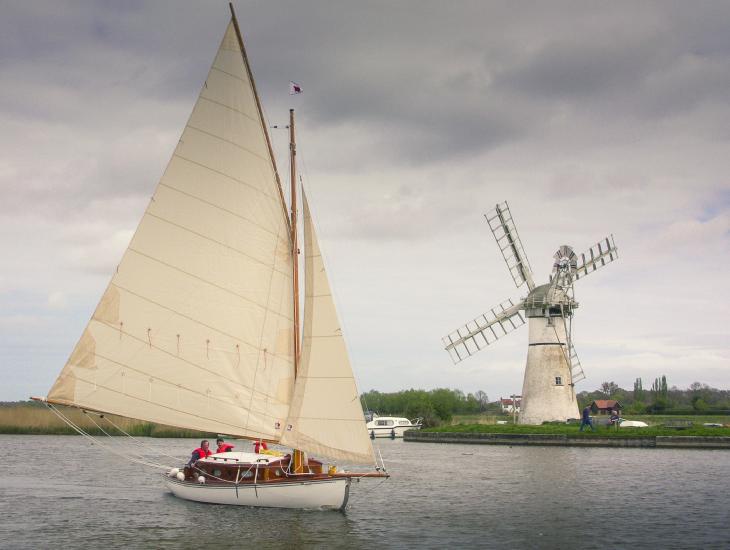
(579, 377, 730, 414)
(360, 378, 729, 425)
(360, 388, 492, 426)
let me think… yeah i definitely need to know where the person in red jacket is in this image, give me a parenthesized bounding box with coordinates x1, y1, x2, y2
(187, 439, 212, 466)
(216, 437, 235, 453)
(254, 439, 268, 454)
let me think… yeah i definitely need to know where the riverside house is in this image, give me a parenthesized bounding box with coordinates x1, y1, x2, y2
(591, 399, 623, 415)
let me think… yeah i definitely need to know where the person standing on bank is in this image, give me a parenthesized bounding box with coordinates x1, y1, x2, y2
(579, 405, 594, 432)
(216, 437, 234, 453)
(188, 439, 212, 466)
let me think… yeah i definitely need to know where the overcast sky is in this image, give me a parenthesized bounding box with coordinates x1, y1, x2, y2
(2, 1, 728, 402)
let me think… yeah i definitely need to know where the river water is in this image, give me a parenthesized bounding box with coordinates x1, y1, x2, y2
(1, 435, 728, 549)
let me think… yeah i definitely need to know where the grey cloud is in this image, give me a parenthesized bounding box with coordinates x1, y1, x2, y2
(2, 1, 730, 400)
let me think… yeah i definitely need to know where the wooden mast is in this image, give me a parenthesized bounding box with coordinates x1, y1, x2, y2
(290, 108, 301, 373)
(229, 5, 305, 469)
(290, 108, 306, 474)
(228, 3, 293, 451)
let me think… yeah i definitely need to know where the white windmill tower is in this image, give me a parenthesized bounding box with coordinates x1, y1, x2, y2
(443, 201, 619, 424)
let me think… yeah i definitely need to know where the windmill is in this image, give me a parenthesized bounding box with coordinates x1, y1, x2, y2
(443, 201, 618, 424)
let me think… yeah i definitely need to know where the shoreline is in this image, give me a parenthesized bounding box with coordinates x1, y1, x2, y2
(405, 431, 730, 449)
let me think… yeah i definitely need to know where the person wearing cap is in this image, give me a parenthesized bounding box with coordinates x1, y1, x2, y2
(216, 438, 235, 453)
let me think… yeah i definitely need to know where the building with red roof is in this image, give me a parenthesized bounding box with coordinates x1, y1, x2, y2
(590, 399, 622, 415)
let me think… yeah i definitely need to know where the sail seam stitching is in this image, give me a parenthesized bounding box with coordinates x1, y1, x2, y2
(116, 255, 294, 322)
(141, 212, 292, 278)
(288, 376, 352, 380)
(185, 124, 269, 164)
(89, 319, 288, 404)
(210, 65, 248, 85)
(171, 153, 279, 203)
(73, 381, 273, 437)
(198, 95, 257, 123)
(157, 183, 279, 238)
(103, 284, 276, 352)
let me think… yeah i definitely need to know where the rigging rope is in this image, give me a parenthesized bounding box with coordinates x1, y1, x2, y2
(96, 412, 191, 465)
(45, 403, 171, 471)
(81, 411, 172, 470)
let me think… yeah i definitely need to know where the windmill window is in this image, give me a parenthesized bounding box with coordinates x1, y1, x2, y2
(555, 376, 563, 386)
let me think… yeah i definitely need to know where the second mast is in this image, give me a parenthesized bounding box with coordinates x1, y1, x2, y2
(290, 109, 301, 376)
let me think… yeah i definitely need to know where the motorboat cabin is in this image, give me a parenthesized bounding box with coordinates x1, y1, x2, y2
(366, 414, 422, 438)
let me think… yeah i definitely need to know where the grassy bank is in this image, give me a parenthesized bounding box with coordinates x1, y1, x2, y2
(425, 422, 730, 438)
(450, 413, 730, 426)
(0, 402, 212, 438)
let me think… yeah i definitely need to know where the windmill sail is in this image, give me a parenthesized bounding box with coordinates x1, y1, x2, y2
(280, 194, 375, 465)
(47, 21, 296, 441)
(574, 236, 618, 280)
(485, 202, 535, 291)
(443, 299, 526, 364)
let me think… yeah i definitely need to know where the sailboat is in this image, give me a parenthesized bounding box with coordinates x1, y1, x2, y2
(33, 4, 386, 510)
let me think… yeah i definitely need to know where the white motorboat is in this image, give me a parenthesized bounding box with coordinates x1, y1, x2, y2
(366, 414, 422, 438)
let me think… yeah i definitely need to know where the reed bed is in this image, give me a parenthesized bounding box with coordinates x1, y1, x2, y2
(0, 403, 211, 438)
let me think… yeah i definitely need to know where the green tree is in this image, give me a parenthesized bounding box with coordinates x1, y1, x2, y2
(633, 378, 644, 401)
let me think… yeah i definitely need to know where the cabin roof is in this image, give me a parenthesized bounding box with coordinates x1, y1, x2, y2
(201, 451, 285, 465)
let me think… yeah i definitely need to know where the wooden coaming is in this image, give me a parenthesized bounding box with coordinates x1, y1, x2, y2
(184, 455, 387, 484)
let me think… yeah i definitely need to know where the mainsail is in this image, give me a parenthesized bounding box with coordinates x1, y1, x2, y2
(46, 15, 375, 466)
(48, 21, 296, 440)
(280, 194, 376, 465)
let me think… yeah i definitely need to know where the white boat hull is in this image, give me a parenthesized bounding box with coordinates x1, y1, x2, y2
(165, 476, 351, 510)
(367, 425, 421, 438)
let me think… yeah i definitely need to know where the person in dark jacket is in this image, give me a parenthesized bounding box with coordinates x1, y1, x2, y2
(579, 406, 594, 432)
(609, 410, 620, 429)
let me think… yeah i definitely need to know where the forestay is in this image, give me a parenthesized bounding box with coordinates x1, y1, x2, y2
(48, 22, 296, 440)
(280, 194, 375, 465)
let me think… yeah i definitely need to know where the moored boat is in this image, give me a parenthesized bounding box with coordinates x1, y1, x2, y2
(366, 414, 422, 438)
